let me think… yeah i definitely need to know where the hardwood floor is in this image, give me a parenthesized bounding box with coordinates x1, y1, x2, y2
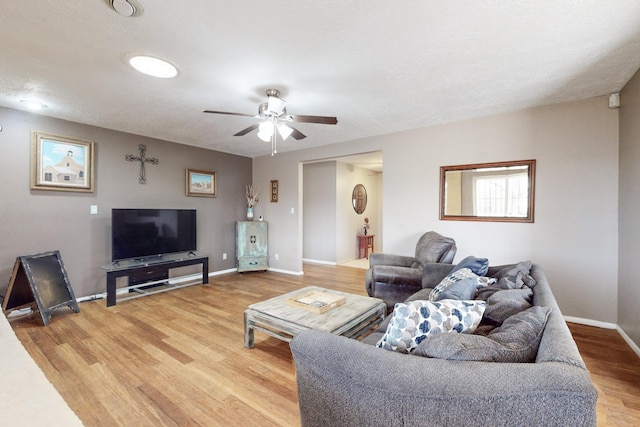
(8, 264, 640, 426)
(568, 323, 640, 426)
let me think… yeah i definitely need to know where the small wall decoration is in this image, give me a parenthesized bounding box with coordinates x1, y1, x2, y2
(270, 180, 278, 202)
(186, 168, 217, 197)
(30, 131, 94, 192)
(125, 144, 158, 184)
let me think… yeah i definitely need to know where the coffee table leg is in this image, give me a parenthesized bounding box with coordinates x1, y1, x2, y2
(244, 310, 255, 349)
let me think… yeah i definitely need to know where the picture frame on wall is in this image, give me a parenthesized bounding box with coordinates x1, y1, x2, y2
(186, 168, 217, 197)
(271, 180, 278, 202)
(30, 131, 95, 192)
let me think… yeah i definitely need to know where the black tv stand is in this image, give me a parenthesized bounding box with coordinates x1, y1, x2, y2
(101, 254, 209, 307)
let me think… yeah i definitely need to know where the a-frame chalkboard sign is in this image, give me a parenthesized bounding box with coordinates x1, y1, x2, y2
(2, 250, 80, 326)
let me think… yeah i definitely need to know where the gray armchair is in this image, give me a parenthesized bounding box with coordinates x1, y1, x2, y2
(365, 231, 457, 312)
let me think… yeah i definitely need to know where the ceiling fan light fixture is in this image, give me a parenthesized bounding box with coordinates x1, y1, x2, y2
(278, 123, 293, 140)
(128, 55, 178, 78)
(257, 120, 274, 142)
(258, 120, 274, 134)
(266, 96, 286, 115)
(257, 130, 271, 142)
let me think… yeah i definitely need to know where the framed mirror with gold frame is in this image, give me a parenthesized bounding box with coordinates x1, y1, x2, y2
(440, 159, 536, 223)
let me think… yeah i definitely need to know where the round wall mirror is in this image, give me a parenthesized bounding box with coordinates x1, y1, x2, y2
(352, 184, 367, 214)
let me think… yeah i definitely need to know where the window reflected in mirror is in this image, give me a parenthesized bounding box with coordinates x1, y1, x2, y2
(440, 160, 535, 222)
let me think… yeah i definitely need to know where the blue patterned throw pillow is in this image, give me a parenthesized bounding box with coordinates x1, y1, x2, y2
(429, 268, 477, 301)
(375, 299, 486, 354)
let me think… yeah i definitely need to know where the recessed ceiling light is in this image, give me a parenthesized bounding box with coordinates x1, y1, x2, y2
(111, 0, 136, 17)
(20, 100, 48, 110)
(128, 55, 178, 78)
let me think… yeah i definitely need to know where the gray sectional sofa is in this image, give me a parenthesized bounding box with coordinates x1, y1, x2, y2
(290, 263, 598, 426)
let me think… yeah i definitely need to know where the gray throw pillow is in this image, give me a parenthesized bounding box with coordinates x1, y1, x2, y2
(490, 261, 536, 289)
(450, 256, 489, 276)
(481, 288, 533, 326)
(413, 306, 551, 362)
(433, 277, 477, 301)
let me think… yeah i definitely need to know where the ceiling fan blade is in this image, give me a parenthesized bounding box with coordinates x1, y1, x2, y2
(234, 124, 259, 136)
(289, 114, 338, 125)
(289, 126, 307, 140)
(203, 110, 256, 118)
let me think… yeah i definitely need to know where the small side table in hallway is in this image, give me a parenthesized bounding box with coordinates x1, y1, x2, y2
(358, 234, 375, 259)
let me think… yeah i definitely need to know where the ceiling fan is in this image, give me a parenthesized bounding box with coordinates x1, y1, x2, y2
(203, 89, 338, 156)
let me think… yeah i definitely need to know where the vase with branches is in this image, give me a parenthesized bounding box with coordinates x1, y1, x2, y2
(245, 185, 259, 220)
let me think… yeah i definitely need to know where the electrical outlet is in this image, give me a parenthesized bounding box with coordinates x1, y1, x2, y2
(274, 254, 279, 260)
(90, 205, 98, 215)
(222, 252, 227, 260)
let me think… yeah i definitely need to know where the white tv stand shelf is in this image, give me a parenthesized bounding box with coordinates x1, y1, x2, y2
(101, 253, 209, 307)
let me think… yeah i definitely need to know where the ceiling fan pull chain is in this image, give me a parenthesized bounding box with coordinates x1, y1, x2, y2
(271, 118, 277, 156)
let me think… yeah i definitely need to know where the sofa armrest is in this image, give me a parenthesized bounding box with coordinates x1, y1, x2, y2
(368, 253, 417, 268)
(290, 330, 597, 427)
(365, 265, 422, 311)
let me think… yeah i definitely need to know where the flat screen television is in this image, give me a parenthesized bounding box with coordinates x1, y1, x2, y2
(111, 208, 197, 262)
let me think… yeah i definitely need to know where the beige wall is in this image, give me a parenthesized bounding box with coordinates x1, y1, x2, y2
(619, 69, 640, 347)
(0, 107, 251, 298)
(335, 161, 382, 263)
(254, 96, 620, 324)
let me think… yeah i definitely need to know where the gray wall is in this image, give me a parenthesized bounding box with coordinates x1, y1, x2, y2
(619, 69, 640, 348)
(0, 107, 251, 298)
(254, 96, 620, 327)
(303, 162, 336, 261)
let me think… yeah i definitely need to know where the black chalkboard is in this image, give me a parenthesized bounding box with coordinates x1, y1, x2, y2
(2, 250, 79, 326)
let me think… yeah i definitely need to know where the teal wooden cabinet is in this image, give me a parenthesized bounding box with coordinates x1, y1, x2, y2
(236, 221, 268, 272)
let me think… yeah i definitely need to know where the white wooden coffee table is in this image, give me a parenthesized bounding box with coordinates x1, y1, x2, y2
(244, 286, 386, 348)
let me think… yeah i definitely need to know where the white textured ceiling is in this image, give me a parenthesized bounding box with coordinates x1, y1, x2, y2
(2, 1, 640, 158)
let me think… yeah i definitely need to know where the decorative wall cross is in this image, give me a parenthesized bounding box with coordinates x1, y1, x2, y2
(125, 144, 159, 184)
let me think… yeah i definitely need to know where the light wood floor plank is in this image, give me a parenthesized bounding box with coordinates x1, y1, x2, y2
(7, 264, 640, 426)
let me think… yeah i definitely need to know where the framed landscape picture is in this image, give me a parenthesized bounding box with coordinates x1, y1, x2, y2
(186, 168, 217, 197)
(30, 131, 95, 192)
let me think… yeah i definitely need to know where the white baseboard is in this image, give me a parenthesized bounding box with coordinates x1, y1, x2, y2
(564, 316, 640, 359)
(616, 325, 640, 358)
(208, 268, 237, 277)
(77, 293, 107, 302)
(268, 267, 304, 275)
(564, 315, 617, 330)
(302, 258, 336, 266)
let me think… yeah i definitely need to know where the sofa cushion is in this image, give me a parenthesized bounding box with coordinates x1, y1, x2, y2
(376, 299, 486, 354)
(412, 306, 551, 362)
(490, 260, 536, 289)
(450, 256, 489, 276)
(433, 277, 477, 301)
(481, 288, 533, 326)
(429, 268, 478, 301)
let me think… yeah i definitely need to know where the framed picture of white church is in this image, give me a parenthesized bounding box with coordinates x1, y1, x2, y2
(30, 131, 95, 192)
